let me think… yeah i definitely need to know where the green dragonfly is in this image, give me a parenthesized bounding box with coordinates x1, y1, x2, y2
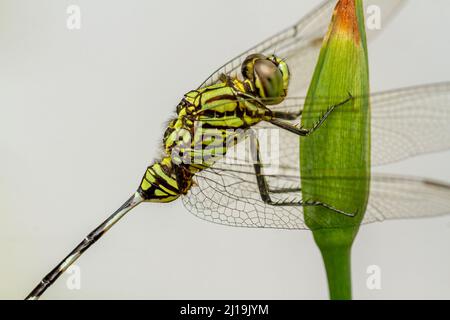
(26, 0, 450, 299)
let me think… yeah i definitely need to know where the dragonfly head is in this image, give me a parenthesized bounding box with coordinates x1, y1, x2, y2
(241, 54, 290, 105)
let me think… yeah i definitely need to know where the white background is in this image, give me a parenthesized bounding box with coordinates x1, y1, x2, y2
(1, 0, 450, 299)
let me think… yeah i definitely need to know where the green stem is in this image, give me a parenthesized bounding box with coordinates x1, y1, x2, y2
(313, 228, 356, 300)
(320, 245, 352, 300)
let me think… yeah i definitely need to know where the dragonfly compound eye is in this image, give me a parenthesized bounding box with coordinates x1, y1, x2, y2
(241, 54, 266, 82)
(253, 59, 285, 105)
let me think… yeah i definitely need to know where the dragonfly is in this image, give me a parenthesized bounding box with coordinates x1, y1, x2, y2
(26, 0, 450, 299)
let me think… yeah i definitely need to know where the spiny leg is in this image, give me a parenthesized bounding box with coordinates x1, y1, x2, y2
(271, 109, 302, 120)
(269, 94, 353, 136)
(269, 187, 302, 193)
(249, 132, 356, 217)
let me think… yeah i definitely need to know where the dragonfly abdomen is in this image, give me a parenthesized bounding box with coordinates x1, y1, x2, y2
(138, 157, 184, 203)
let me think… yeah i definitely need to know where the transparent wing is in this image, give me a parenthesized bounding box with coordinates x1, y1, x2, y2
(184, 1, 446, 230)
(371, 83, 450, 165)
(183, 163, 308, 229)
(182, 82, 450, 229)
(198, 0, 406, 97)
(255, 82, 450, 167)
(197, 0, 335, 90)
(365, 175, 450, 224)
(182, 162, 450, 230)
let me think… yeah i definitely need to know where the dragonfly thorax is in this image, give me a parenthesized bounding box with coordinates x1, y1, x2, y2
(138, 54, 291, 203)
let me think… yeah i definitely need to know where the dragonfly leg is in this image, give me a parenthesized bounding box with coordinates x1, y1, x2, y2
(271, 110, 302, 120)
(268, 94, 353, 136)
(249, 131, 356, 217)
(269, 187, 301, 193)
(271, 199, 357, 217)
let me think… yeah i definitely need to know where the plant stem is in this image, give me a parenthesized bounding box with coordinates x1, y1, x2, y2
(316, 234, 352, 300)
(312, 228, 356, 300)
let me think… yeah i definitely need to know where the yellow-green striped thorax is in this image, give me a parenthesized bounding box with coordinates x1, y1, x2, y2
(138, 54, 290, 202)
